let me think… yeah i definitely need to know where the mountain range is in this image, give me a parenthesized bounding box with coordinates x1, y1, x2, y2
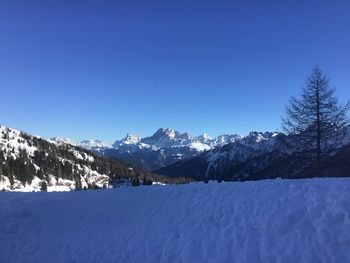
(157, 128, 350, 181)
(3, 124, 348, 192)
(0, 125, 191, 191)
(77, 127, 350, 182)
(76, 128, 242, 170)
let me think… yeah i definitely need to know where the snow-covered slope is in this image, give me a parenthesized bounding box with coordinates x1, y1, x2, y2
(1, 178, 350, 262)
(79, 128, 243, 170)
(0, 125, 110, 191)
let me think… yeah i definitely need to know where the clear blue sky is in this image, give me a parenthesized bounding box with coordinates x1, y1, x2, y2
(1, 0, 350, 143)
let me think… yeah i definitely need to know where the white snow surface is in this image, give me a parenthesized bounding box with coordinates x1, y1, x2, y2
(1, 178, 350, 263)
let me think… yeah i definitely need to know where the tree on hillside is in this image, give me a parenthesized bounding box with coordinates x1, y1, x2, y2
(142, 175, 153, 185)
(131, 176, 140, 186)
(282, 66, 349, 170)
(40, 181, 48, 192)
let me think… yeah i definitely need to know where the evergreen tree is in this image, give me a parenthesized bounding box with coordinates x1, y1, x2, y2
(9, 173, 14, 187)
(132, 176, 140, 186)
(142, 175, 153, 185)
(56, 164, 63, 178)
(282, 66, 349, 170)
(75, 179, 82, 190)
(40, 181, 48, 192)
(36, 169, 44, 180)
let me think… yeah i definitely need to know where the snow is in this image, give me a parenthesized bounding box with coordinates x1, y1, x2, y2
(205, 131, 284, 167)
(188, 141, 211, 151)
(198, 133, 212, 141)
(0, 176, 11, 190)
(1, 178, 350, 263)
(0, 125, 109, 192)
(79, 139, 112, 151)
(152, 181, 166, 185)
(84, 128, 244, 156)
(122, 133, 142, 144)
(0, 125, 38, 158)
(70, 149, 94, 162)
(49, 137, 76, 146)
(0, 175, 74, 192)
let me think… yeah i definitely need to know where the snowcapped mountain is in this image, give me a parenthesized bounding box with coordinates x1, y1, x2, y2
(79, 139, 112, 151)
(0, 125, 190, 192)
(49, 126, 350, 181)
(114, 134, 141, 146)
(79, 128, 242, 170)
(50, 136, 77, 146)
(156, 131, 288, 180)
(157, 128, 350, 181)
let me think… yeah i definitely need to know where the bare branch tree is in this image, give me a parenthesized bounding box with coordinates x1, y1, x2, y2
(282, 66, 350, 169)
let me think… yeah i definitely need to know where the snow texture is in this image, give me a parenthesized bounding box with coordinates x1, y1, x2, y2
(1, 178, 350, 263)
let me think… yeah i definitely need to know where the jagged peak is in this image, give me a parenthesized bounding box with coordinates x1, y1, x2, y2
(121, 133, 141, 144)
(245, 131, 280, 142)
(153, 128, 177, 139)
(197, 133, 212, 141)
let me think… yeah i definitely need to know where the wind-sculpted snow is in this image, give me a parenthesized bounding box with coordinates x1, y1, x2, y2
(1, 178, 350, 262)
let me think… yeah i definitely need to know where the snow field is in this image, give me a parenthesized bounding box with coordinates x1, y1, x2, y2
(0, 178, 350, 263)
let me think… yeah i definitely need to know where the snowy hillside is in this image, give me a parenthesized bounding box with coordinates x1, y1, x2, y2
(1, 178, 350, 262)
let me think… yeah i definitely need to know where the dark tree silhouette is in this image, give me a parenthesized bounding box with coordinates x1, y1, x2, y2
(40, 181, 48, 192)
(282, 66, 349, 169)
(132, 176, 140, 186)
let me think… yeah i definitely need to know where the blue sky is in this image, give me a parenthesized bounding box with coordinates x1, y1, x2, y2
(1, 0, 350, 143)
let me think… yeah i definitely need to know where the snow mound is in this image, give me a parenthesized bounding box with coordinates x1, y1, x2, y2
(1, 178, 350, 263)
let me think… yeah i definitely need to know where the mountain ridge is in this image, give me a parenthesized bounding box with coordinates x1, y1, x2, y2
(0, 124, 191, 191)
(156, 127, 350, 181)
(76, 128, 259, 170)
